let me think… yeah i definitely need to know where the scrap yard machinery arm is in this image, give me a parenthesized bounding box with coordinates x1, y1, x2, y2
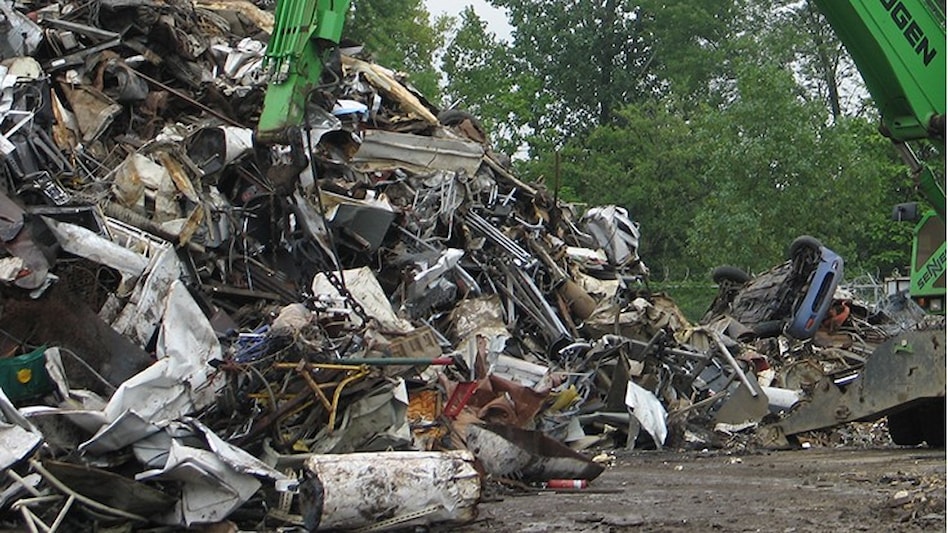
(762, 0, 946, 447)
(814, 0, 945, 217)
(257, 0, 350, 144)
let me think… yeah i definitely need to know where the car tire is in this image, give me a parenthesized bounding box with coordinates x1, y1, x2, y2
(439, 109, 483, 128)
(752, 320, 785, 338)
(712, 266, 751, 285)
(788, 235, 822, 260)
(438, 109, 488, 142)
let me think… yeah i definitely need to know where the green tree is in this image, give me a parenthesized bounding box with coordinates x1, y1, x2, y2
(346, 0, 446, 100)
(685, 56, 911, 275)
(534, 101, 705, 276)
(763, 0, 867, 122)
(490, 0, 659, 139)
(441, 7, 539, 155)
(638, 0, 740, 107)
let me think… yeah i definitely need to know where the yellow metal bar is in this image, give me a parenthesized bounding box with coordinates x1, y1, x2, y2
(328, 367, 370, 432)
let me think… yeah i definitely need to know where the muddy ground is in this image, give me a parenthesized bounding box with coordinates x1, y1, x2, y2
(458, 446, 946, 532)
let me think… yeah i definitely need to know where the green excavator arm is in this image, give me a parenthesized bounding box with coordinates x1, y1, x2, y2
(762, 1, 947, 447)
(812, 0, 945, 141)
(257, 0, 351, 144)
(813, 0, 945, 218)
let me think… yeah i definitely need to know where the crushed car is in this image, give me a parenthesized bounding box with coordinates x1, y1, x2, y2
(703, 235, 844, 340)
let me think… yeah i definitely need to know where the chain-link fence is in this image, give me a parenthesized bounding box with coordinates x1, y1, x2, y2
(651, 270, 889, 323)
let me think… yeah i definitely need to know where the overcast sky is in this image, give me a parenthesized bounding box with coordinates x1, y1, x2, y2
(422, 0, 513, 40)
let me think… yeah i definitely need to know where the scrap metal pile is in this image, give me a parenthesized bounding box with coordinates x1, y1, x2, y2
(0, 0, 939, 530)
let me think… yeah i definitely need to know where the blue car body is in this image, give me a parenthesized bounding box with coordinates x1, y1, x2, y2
(786, 246, 844, 339)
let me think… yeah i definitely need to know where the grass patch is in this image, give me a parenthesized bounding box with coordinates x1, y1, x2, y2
(647, 280, 719, 323)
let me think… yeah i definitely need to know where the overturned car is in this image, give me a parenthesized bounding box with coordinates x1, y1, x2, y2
(703, 235, 844, 340)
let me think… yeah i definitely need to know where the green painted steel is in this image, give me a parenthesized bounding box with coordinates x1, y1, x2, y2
(257, 0, 351, 143)
(910, 211, 946, 301)
(814, 0, 945, 141)
(815, 0, 945, 308)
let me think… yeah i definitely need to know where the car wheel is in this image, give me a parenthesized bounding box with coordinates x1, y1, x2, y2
(439, 109, 484, 128)
(752, 320, 785, 338)
(712, 265, 751, 285)
(788, 235, 822, 260)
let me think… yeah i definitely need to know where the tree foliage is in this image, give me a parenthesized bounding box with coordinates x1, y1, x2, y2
(489, 0, 659, 139)
(638, 0, 740, 106)
(523, 100, 705, 276)
(441, 7, 539, 155)
(762, 0, 868, 121)
(684, 56, 910, 274)
(346, 0, 446, 100)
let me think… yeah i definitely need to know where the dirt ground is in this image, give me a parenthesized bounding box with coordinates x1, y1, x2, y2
(458, 447, 946, 533)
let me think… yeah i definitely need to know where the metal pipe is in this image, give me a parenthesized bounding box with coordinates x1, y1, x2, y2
(17, 505, 40, 533)
(297, 365, 334, 412)
(47, 495, 75, 533)
(328, 368, 370, 431)
(465, 212, 534, 266)
(335, 357, 455, 366)
(7, 470, 43, 498)
(710, 331, 758, 397)
(131, 69, 242, 127)
(667, 388, 731, 418)
(639, 330, 666, 357)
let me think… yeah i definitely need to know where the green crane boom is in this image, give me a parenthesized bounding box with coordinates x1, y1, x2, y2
(257, 0, 350, 144)
(813, 0, 945, 142)
(815, 0, 945, 311)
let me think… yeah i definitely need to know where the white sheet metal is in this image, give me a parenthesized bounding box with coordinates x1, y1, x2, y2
(79, 410, 160, 455)
(762, 386, 804, 411)
(104, 280, 222, 425)
(581, 205, 646, 271)
(44, 218, 149, 283)
(190, 418, 286, 480)
(0, 388, 42, 470)
(136, 439, 261, 526)
(110, 244, 182, 346)
(43, 347, 69, 400)
(625, 379, 668, 447)
(491, 354, 549, 388)
(312, 266, 413, 333)
(352, 129, 485, 175)
(125, 419, 285, 526)
(302, 450, 480, 531)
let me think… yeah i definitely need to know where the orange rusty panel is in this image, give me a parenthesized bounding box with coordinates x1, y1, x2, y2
(407, 388, 441, 422)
